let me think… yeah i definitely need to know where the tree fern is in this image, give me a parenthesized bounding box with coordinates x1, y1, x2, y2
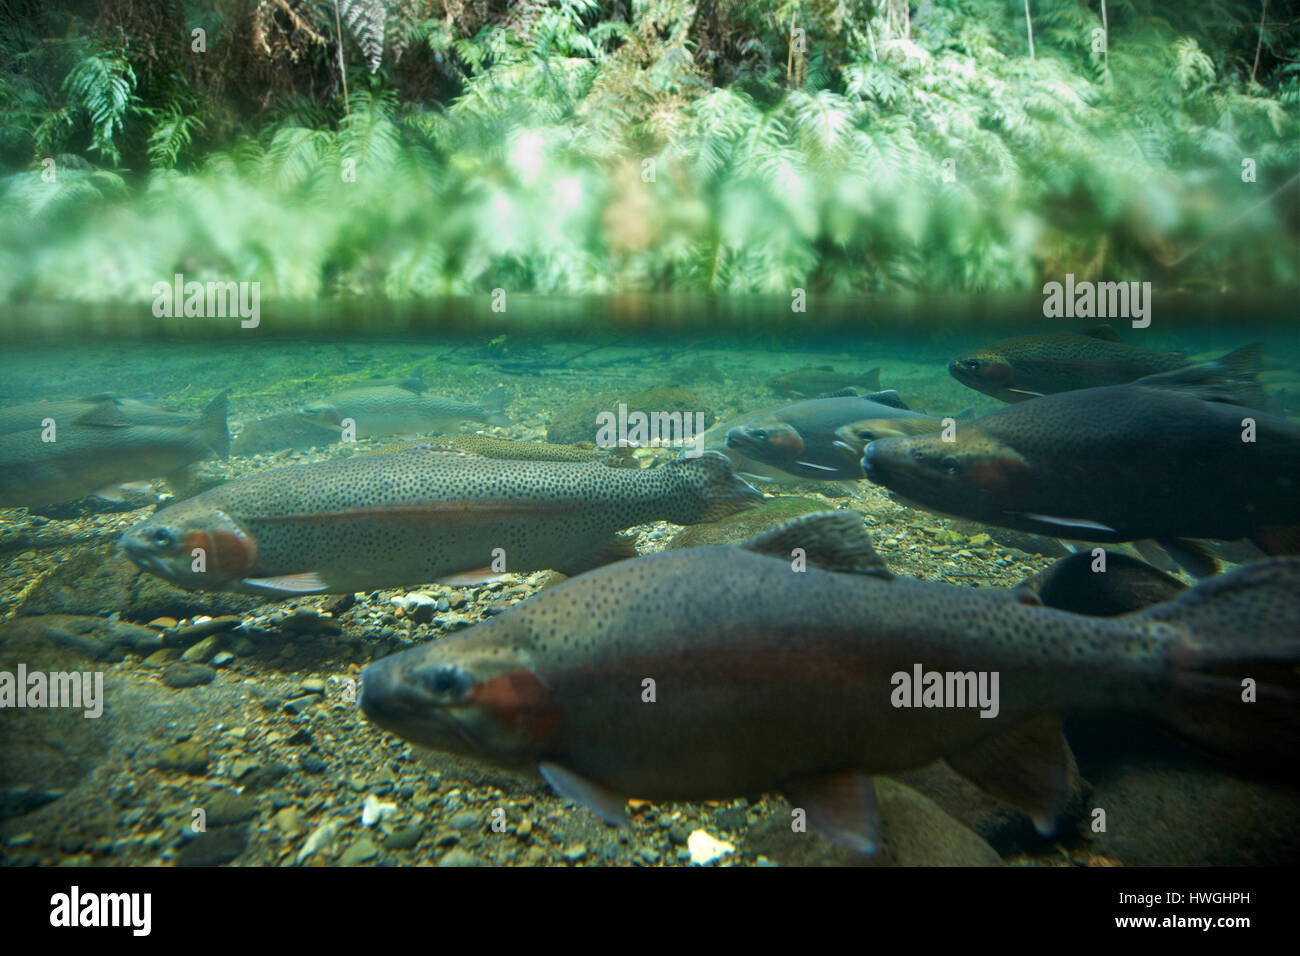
(61, 53, 136, 164)
(340, 0, 388, 73)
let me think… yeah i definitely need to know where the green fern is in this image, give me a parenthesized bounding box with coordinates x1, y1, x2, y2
(61, 53, 136, 165)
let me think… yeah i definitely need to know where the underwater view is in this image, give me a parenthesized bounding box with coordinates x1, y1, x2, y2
(1, 0, 1298, 888)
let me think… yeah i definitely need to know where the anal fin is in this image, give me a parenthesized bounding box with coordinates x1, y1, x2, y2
(1156, 537, 1219, 579)
(785, 770, 880, 854)
(555, 535, 638, 577)
(539, 762, 628, 827)
(436, 567, 507, 587)
(944, 716, 1077, 837)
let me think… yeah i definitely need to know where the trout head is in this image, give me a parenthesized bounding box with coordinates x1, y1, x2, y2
(949, 351, 1018, 400)
(120, 501, 258, 590)
(834, 417, 941, 458)
(725, 422, 803, 468)
(361, 633, 560, 767)
(296, 401, 342, 428)
(861, 430, 1032, 519)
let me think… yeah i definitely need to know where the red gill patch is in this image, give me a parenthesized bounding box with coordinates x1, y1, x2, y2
(469, 669, 561, 747)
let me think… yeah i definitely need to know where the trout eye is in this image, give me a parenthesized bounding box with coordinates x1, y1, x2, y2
(751, 429, 768, 441)
(151, 528, 176, 548)
(424, 665, 474, 699)
(940, 456, 961, 476)
(961, 359, 982, 372)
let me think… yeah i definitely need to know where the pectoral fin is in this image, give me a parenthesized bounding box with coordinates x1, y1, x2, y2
(436, 568, 507, 586)
(241, 572, 331, 594)
(538, 762, 628, 827)
(785, 770, 880, 854)
(944, 716, 1077, 837)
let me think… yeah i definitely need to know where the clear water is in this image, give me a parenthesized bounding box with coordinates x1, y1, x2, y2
(1, 297, 1297, 867)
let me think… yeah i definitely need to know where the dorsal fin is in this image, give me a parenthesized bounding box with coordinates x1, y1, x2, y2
(818, 386, 866, 398)
(1080, 324, 1121, 342)
(396, 377, 428, 394)
(861, 389, 909, 410)
(1213, 343, 1262, 379)
(741, 511, 892, 578)
(73, 400, 132, 427)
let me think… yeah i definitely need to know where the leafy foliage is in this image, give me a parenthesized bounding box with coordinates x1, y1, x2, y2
(0, 0, 1296, 302)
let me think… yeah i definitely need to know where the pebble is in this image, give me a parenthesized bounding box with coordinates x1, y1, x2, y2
(180, 634, 224, 663)
(449, 811, 480, 831)
(687, 830, 734, 866)
(362, 795, 398, 827)
(340, 839, 378, 865)
(296, 821, 339, 864)
(385, 825, 423, 850)
(300, 756, 327, 774)
(273, 807, 302, 837)
(211, 651, 235, 667)
(161, 663, 216, 688)
(439, 848, 482, 867)
(300, 678, 326, 695)
(177, 826, 248, 867)
(155, 742, 209, 774)
(205, 792, 257, 826)
(562, 843, 588, 863)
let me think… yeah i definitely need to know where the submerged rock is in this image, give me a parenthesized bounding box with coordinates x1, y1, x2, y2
(743, 777, 1002, 866)
(16, 547, 267, 622)
(667, 496, 830, 550)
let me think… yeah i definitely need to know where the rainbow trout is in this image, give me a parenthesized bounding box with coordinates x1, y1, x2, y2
(0, 392, 229, 509)
(360, 512, 1299, 852)
(120, 448, 760, 594)
(298, 379, 509, 437)
(861, 366, 1300, 574)
(948, 326, 1255, 403)
(770, 366, 882, 397)
(724, 392, 934, 480)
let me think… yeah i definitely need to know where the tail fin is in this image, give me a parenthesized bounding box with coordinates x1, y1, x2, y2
(1137, 559, 1300, 777)
(195, 390, 230, 459)
(477, 385, 510, 427)
(1138, 345, 1265, 407)
(663, 450, 764, 523)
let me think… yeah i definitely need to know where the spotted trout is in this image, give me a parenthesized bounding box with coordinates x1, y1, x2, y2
(770, 366, 882, 397)
(360, 511, 1300, 852)
(861, 365, 1300, 574)
(725, 391, 936, 480)
(0, 391, 229, 510)
(298, 379, 509, 438)
(948, 327, 1257, 403)
(120, 447, 760, 594)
